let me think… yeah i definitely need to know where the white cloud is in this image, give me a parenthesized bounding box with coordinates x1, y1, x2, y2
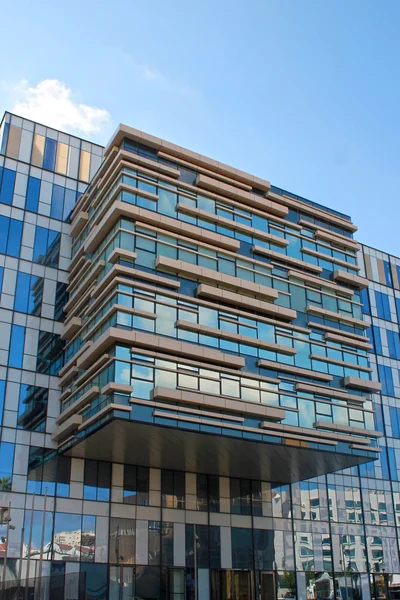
(10, 79, 111, 136)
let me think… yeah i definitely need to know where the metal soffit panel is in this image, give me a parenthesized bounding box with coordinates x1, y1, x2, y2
(63, 419, 374, 484)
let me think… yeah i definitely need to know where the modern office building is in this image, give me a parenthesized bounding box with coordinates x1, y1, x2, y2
(0, 110, 398, 600)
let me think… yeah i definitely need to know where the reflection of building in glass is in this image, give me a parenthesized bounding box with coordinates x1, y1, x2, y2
(2, 111, 400, 600)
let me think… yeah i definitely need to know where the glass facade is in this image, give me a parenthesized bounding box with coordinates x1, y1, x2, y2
(0, 111, 398, 600)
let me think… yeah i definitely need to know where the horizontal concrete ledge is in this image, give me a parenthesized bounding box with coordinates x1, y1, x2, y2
(61, 317, 82, 341)
(70, 211, 88, 238)
(288, 269, 355, 298)
(350, 443, 381, 452)
(76, 327, 245, 371)
(58, 341, 93, 378)
(151, 386, 286, 421)
(59, 366, 78, 388)
(158, 152, 254, 192)
(333, 269, 369, 290)
(132, 397, 245, 422)
(252, 245, 323, 274)
(324, 332, 372, 350)
(176, 203, 289, 247)
(89, 264, 180, 312)
(101, 382, 133, 395)
(261, 419, 376, 445)
(343, 376, 382, 392)
(57, 386, 100, 425)
(176, 320, 297, 356)
(308, 321, 369, 342)
(306, 305, 368, 330)
(78, 403, 132, 432)
(314, 421, 382, 438)
(295, 382, 366, 404)
(196, 174, 286, 217)
(197, 284, 297, 321)
(108, 248, 137, 264)
(298, 220, 360, 250)
(52, 414, 82, 442)
(83, 197, 240, 254)
(156, 256, 279, 302)
(65, 260, 105, 309)
(58, 388, 72, 403)
(309, 353, 372, 373)
(268, 192, 358, 234)
(258, 359, 333, 382)
(74, 354, 111, 389)
(106, 125, 271, 192)
(301, 247, 360, 271)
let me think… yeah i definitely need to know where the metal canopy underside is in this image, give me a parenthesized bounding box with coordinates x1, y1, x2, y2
(64, 419, 377, 483)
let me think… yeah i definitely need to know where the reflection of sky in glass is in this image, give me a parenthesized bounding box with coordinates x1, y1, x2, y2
(23, 511, 53, 556)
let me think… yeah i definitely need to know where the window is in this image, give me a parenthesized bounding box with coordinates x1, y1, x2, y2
(230, 478, 261, 515)
(83, 460, 111, 501)
(383, 260, 393, 286)
(231, 528, 253, 569)
(37, 331, 64, 375)
(27, 447, 70, 497)
(161, 470, 185, 509)
(33, 226, 61, 268)
(360, 288, 371, 315)
(109, 517, 135, 564)
(0, 379, 5, 427)
(25, 176, 41, 212)
(378, 364, 394, 397)
(0, 216, 23, 258)
(54, 282, 68, 321)
(14, 273, 43, 315)
(185, 524, 210, 568)
(376, 291, 392, 321)
(123, 465, 149, 505)
(43, 137, 57, 171)
(9, 325, 25, 368)
(17, 384, 48, 432)
(371, 326, 382, 355)
(387, 330, 400, 360)
(0, 167, 16, 205)
(0, 442, 14, 491)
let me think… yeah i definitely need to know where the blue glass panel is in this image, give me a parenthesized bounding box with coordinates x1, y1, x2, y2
(0, 168, 16, 205)
(0, 215, 9, 254)
(14, 272, 30, 313)
(372, 326, 382, 355)
(33, 226, 48, 263)
(0, 266, 3, 294)
(376, 291, 391, 321)
(0, 379, 5, 427)
(383, 260, 393, 286)
(378, 364, 394, 396)
(43, 137, 57, 171)
(0, 122, 9, 155)
(9, 324, 25, 368)
(7, 218, 23, 257)
(0, 442, 14, 489)
(387, 330, 400, 360)
(63, 188, 77, 220)
(50, 184, 65, 220)
(25, 176, 41, 212)
(360, 289, 371, 315)
(390, 407, 400, 438)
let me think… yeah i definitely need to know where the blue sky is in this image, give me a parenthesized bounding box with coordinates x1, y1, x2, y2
(1, 0, 399, 254)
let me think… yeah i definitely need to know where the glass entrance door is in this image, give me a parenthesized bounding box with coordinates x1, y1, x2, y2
(211, 569, 254, 600)
(260, 572, 276, 600)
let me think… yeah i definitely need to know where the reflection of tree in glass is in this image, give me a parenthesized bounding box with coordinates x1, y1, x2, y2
(0, 477, 11, 491)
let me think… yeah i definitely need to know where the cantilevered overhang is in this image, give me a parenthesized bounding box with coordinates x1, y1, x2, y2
(61, 416, 380, 484)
